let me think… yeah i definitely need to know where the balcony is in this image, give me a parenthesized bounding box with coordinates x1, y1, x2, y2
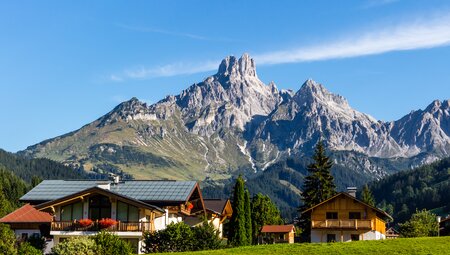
(312, 219, 372, 230)
(51, 221, 152, 232)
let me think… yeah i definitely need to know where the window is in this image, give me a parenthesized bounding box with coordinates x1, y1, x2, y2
(351, 234, 360, 241)
(117, 201, 139, 222)
(89, 195, 111, 220)
(349, 212, 361, 219)
(61, 202, 83, 221)
(326, 212, 338, 219)
(327, 234, 336, 242)
(21, 233, 28, 241)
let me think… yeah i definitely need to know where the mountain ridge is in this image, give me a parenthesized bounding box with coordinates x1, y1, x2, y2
(18, 54, 450, 185)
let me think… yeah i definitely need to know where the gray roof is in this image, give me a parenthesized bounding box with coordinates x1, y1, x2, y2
(20, 180, 198, 203)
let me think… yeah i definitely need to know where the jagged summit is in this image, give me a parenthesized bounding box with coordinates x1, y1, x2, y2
(425, 99, 450, 113)
(217, 53, 257, 78)
(294, 79, 350, 110)
(19, 53, 450, 186)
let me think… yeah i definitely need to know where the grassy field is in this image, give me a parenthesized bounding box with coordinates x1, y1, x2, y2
(178, 237, 450, 255)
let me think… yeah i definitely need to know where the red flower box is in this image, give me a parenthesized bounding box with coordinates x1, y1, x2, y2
(98, 218, 118, 229)
(77, 219, 93, 228)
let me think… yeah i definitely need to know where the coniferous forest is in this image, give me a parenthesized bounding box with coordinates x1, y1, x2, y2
(369, 157, 450, 223)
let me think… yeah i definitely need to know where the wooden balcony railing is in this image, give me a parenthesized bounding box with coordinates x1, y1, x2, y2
(51, 221, 152, 232)
(311, 219, 372, 230)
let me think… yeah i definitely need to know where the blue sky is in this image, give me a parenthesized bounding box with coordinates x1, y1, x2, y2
(2, 0, 450, 152)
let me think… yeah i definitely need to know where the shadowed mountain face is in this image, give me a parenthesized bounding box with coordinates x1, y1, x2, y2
(19, 54, 450, 188)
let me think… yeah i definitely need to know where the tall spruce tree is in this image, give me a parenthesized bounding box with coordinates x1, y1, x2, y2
(229, 175, 247, 246)
(299, 140, 336, 241)
(244, 189, 252, 245)
(301, 140, 336, 208)
(361, 184, 375, 206)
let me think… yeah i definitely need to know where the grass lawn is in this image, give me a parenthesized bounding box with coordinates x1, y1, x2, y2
(178, 236, 450, 255)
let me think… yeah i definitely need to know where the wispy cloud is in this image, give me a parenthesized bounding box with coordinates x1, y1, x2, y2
(116, 23, 237, 42)
(122, 61, 220, 80)
(110, 12, 450, 81)
(361, 0, 400, 9)
(255, 14, 450, 65)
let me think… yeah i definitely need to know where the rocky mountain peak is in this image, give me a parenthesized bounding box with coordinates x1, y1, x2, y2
(425, 99, 450, 113)
(294, 79, 349, 108)
(217, 53, 257, 78)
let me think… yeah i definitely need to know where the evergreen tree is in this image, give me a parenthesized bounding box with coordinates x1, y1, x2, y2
(361, 184, 375, 206)
(299, 140, 336, 241)
(300, 140, 336, 209)
(228, 175, 247, 246)
(31, 176, 43, 188)
(244, 189, 252, 245)
(251, 193, 283, 244)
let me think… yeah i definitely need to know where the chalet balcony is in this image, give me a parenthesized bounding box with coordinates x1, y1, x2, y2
(311, 219, 372, 230)
(51, 221, 153, 232)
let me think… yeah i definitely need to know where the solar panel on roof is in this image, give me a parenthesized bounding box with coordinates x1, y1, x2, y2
(20, 180, 197, 203)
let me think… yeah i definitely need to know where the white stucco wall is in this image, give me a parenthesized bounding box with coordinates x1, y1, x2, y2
(14, 229, 41, 239)
(311, 229, 386, 243)
(208, 217, 223, 238)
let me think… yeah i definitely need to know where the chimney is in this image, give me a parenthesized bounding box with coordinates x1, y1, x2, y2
(347, 187, 357, 198)
(96, 182, 110, 190)
(109, 173, 120, 185)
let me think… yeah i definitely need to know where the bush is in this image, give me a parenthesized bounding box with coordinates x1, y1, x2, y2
(399, 209, 439, 237)
(17, 242, 42, 255)
(51, 236, 96, 255)
(192, 221, 222, 251)
(143, 221, 223, 253)
(0, 223, 17, 255)
(91, 231, 133, 255)
(27, 235, 46, 252)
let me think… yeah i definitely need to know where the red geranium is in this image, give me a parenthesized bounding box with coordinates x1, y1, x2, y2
(187, 202, 194, 210)
(98, 218, 117, 229)
(77, 218, 93, 227)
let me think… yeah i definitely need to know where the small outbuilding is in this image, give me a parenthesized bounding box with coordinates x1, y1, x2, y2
(0, 204, 52, 240)
(259, 224, 295, 244)
(385, 227, 399, 239)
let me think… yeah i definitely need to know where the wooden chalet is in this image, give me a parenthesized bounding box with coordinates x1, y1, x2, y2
(12, 178, 208, 254)
(259, 225, 295, 244)
(385, 227, 399, 239)
(0, 204, 52, 240)
(301, 188, 393, 243)
(203, 199, 233, 238)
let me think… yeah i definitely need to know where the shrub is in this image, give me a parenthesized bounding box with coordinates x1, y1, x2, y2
(98, 218, 117, 229)
(51, 236, 96, 255)
(143, 222, 194, 253)
(27, 235, 46, 252)
(0, 223, 17, 255)
(399, 209, 439, 237)
(143, 221, 223, 253)
(192, 221, 222, 251)
(17, 242, 42, 255)
(91, 231, 133, 255)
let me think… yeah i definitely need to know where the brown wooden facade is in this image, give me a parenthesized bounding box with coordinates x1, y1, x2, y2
(302, 192, 392, 242)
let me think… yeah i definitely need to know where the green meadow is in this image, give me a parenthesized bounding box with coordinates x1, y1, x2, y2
(178, 237, 450, 255)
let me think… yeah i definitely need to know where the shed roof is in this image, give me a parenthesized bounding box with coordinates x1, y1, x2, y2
(261, 224, 295, 233)
(0, 204, 52, 223)
(20, 180, 198, 203)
